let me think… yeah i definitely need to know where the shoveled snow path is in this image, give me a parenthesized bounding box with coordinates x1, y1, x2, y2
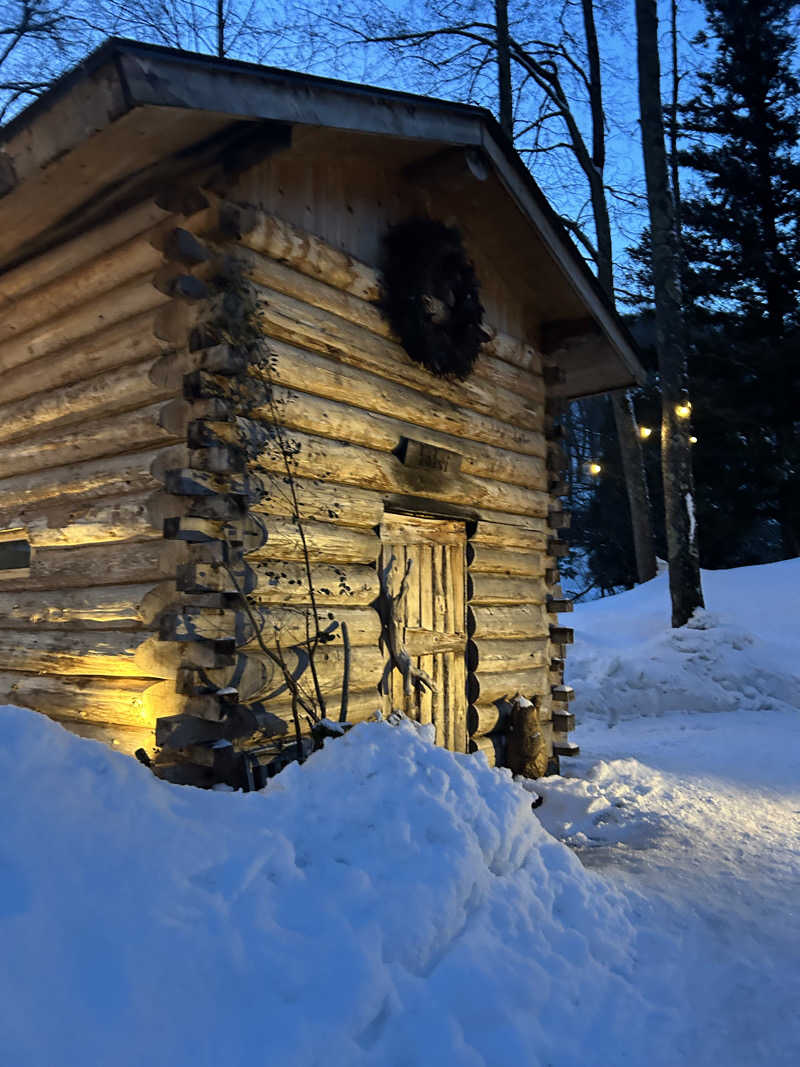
(537, 709, 800, 1066)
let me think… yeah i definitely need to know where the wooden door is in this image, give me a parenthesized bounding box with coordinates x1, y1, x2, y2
(379, 513, 468, 752)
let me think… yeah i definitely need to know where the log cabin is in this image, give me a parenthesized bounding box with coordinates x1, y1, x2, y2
(0, 39, 644, 787)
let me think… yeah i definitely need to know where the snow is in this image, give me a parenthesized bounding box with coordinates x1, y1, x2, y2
(1, 559, 799, 1065)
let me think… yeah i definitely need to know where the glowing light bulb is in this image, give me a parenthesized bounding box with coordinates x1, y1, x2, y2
(689, 435, 698, 444)
(638, 425, 653, 439)
(588, 462, 602, 476)
(675, 402, 692, 419)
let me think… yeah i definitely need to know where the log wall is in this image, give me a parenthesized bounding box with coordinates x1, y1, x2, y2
(0, 151, 577, 782)
(150, 168, 575, 783)
(0, 193, 216, 755)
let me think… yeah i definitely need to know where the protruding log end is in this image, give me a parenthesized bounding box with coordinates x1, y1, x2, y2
(553, 740, 580, 758)
(546, 597, 573, 614)
(551, 684, 575, 703)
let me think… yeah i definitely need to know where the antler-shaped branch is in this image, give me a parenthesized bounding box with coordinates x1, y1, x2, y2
(379, 555, 437, 697)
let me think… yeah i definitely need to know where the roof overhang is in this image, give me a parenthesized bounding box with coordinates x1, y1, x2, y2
(0, 39, 645, 398)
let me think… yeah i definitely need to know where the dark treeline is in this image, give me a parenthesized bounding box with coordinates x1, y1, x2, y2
(574, 0, 800, 594)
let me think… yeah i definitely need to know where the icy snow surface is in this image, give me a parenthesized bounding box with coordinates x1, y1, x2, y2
(0, 560, 798, 1066)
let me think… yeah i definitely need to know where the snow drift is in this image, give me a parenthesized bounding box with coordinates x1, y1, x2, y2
(0, 707, 674, 1067)
(567, 558, 800, 722)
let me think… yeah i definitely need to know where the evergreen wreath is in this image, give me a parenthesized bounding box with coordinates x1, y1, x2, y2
(381, 219, 488, 379)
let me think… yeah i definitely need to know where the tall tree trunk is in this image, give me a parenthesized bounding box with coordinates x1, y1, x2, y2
(495, 0, 514, 138)
(217, 0, 225, 57)
(635, 0, 704, 626)
(668, 0, 682, 235)
(611, 391, 657, 582)
(582, 0, 656, 583)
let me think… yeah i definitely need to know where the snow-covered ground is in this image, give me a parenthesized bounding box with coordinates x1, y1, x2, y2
(1, 561, 798, 1065)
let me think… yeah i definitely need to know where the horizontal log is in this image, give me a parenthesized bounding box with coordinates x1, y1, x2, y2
(243, 517, 380, 566)
(467, 702, 511, 738)
(0, 357, 169, 445)
(547, 538, 570, 558)
(481, 330, 542, 375)
(9, 493, 165, 549)
(553, 739, 580, 758)
(470, 519, 548, 550)
(546, 597, 573, 614)
(220, 200, 383, 302)
(466, 544, 544, 577)
(0, 670, 159, 728)
(0, 199, 172, 308)
(176, 642, 386, 703)
(194, 424, 548, 520)
(236, 248, 544, 408)
(468, 667, 550, 706)
(552, 710, 575, 732)
(198, 367, 547, 486)
(467, 637, 548, 674)
(468, 604, 548, 641)
(162, 227, 210, 267)
(0, 273, 167, 375)
(149, 343, 249, 389)
(0, 582, 174, 630)
(248, 283, 541, 431)
(232, 344, 547, 469)
(0, 540, 186, 592)
(177, 560, 380, 606)
(551, 684, 575, 703)
(0, 630, 181, 679)
(0, 448, 167, 518)
(0, 403, 178, 479)
(467, 573, 547, 606)
(247, 477, 384, 529)
(0, 308, 163, 408)
(222, 204, 541, 377)
(548, 510, 571, 530)
(161, 603, 382, 651)
(0, 229, 165, 346)
(468, 733, 506, 767)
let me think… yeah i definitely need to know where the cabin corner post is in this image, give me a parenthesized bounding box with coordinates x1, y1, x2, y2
(543, 358, 578, 766)
(154, 216, 385, 787)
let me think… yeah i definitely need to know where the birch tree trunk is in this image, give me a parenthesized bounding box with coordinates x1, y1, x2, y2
(635, 0, 704, 626)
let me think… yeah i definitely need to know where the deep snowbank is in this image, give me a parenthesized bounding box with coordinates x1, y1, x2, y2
(567, 558, 800, 722)
(0, 707, 674, 1067)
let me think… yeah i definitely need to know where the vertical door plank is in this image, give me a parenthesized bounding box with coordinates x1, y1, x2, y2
(450, 542, 468, 753)
(419, 543, 434, 727)
(432, 543, 446, 747)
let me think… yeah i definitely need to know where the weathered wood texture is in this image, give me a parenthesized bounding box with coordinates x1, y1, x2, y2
(0, 168, 572, 775)
(0, 196, 220, 755)
(380, 513, 468, 752)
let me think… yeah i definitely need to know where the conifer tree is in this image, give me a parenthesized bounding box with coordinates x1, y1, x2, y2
(680, 0, 800, 561)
